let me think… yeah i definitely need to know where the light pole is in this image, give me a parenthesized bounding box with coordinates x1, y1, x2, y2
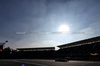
(3, 40, 8, 50)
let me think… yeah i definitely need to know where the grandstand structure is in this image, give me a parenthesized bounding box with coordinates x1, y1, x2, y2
(17, 47, 55, 51)
(58, 36, 100, 49)
(15, 47, 55, 59)
(57, 36, 100, 60)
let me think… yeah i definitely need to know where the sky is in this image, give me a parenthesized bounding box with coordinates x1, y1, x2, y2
(0, 0, 100, 50)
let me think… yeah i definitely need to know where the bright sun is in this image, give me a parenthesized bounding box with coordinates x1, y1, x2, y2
(59, 24, 69, 33)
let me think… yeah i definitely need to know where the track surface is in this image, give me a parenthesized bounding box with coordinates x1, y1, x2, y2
(0, 59, 100, 66)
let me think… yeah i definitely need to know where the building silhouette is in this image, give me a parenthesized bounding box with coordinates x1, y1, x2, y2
(1, 37, 100, 60)
(57, 36, 100, 60)
(17, 47, 55, 51)
(9, 47, 55, 59)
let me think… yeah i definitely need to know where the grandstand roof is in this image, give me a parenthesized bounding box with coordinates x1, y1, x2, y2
(58, 36, 100, 49)
(17, 47, 55, 51)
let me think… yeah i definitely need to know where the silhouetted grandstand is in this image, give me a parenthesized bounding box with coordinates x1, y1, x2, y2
(57, 36, 100, 60)
(17, 47, 55, 51)
(1, 37, 100, 61)
(10, 47, 55, 59)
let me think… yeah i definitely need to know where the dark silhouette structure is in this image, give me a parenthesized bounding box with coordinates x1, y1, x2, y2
(57, 36, 100, 60)
(9, 47, 55, 59)
(1, 37, 100, 61)
(17, 47, 55, 51)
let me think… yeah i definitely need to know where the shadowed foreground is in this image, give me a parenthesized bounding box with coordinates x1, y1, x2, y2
(0, 59, 100, 66)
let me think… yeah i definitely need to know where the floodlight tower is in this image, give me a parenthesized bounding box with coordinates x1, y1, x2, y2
(2, 40, 8, 50)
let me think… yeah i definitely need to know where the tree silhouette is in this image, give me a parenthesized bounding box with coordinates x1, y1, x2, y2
(3, 47, 11, 54)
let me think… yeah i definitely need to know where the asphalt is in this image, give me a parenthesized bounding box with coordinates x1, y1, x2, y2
(0, 61, 39, 66)
(0, 59, 100, 66)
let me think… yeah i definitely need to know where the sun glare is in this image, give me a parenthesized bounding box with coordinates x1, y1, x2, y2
(59, 24, 69, 34)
